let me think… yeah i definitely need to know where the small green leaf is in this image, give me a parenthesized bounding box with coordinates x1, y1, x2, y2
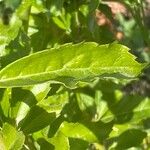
(37, 91, 69, 114)
(0, 16, 22, 56)
(109, 124, 135, 138)
(10, 82, 50, 124)
(0, 42, 144, 88)
(108, 129, 147, 149)
(131, 97, 150, 122)
(37, 138, 54, 150)
(101, 96, 150, 123)
(10, 131, 25, 150)
(76, 90, 110, 122)
(59, 121, 98, 142)
(0, 123, 25, 150)
(52, 17, 67, 30)
(69, 138, 89, 150)
(0, 133, 5, 150)
(16, 0, 34, 19)
(48, 131, 70, 150)
(0, 88, 11, 118)
(19, 106, 56, 134)
(49, 0, 64, 16)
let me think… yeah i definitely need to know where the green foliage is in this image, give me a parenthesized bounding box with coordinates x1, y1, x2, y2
(0, 123, 25, 150)
(0, 0, 150, 149)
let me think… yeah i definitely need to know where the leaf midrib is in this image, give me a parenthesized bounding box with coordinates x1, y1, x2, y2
(0, 66, 139, 82)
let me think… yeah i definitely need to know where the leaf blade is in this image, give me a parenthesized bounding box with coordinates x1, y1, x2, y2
(0, 42, 144, 88)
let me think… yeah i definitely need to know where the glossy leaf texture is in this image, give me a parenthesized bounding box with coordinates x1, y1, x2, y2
(0, 42, 145, 88)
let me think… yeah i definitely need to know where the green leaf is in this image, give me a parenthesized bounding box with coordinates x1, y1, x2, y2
(59, 121, 98, 142)
(10, 131, 25, 150)
(0, 88, 11, 118)
(0, 123, 25, 150)
(107, 129, 147, 149)
(101, 96, 150, 124)
(37, 138, 54, 150)
(49, 0, 64, 16)
(37, 91, 69, 114)
(0, 133, 5, 150)
(16, 0, 34, 19)
(109, 124, 137, 138)
(0, 42, 144, 88)
(130, 97, 150, 122)
(76, 90, 110, 122)
(19, 106, 56, 134)
(10, 82, 51, 124)
(48, 131, 70, 150)
(69, 138, 89, 150)
(52, 16, 67, 30)
(0, 16, 22, 56)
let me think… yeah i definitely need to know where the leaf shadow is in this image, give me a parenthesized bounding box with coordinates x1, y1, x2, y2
(10, 87, 37, 108)
(0, 33, 31, 69)
(37, 138, 54, 150)
(113, 95, 145, 123)
(95, 79, 146, 123)
(105, 129, 147, 150)
(19, 105, 56, 134)
(81, 120, 113, 143)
